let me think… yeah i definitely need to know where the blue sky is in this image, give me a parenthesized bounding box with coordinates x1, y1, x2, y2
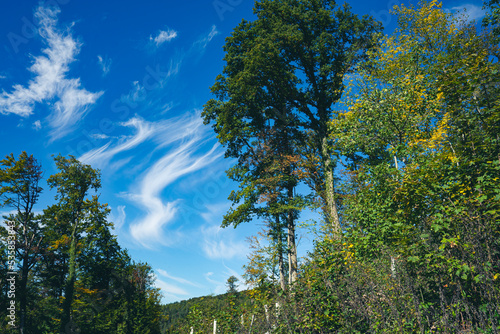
(0, 0, 486, 303)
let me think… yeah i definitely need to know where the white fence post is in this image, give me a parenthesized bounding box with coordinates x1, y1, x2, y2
(190, 326, 193, 334)
(213, 319, 217, 334)
(250, 314, 254, 332)
(264, 304, 271, 334)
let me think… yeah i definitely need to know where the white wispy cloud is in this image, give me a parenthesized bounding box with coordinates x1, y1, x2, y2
(48, 84, 103, 140)
(83, 110, 223, 248)
(32, 120, 42, 131)
(200, 202, 230, 224)
(153, 274, 190, 301)
(449, 4, 485, 22)
(204, 272, 226, 294)
(153, 112, 204, 147)
(90, 133, 110, 140)
(201, 224, 248, 260)
(97, 55, 111, 76)
(129, 138, 221, 247)
(128, 198, 180, 248)
(204, 269, 245, 295)
(151, 28, 178, 46)
(114, 61, 180, 114)
(78, 110, 223, 250)
(193, 25, 219, 50)
(160, 101, 177, 115)
(0, 6, 102, 141)
(157, 269, 202, 288)
(79, 112, 203, 168)
(79, 116, 155, 167)
(109, 205, 126, 231)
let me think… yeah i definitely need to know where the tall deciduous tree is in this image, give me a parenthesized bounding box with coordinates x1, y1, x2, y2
(45, 155, 102, 333)
(203, 0, 381, 239)
(223, 122, 305, 285)
(0, 152, 43, 334)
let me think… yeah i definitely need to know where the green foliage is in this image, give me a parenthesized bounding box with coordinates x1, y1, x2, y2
(243, 228, 289, 288)
(0, 154, 163, 334)
(186, 1, 500, 333)
(226, 275, 239, 294)
(484, 0, 500, 38)
(322, 1, 500, 332)
(0, 152, 44, 333)
(203, 0, 381, 237)
(2, 1, 499, 334)
(161, 291, 252, 333)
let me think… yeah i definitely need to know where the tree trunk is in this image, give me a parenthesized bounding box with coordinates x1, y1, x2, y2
(321, 136, 340, 236)
(287, 185, 298, 284)
(276, 215, 287, 291)
(278, 250, 286, 290)
(60, 226, 78, 333)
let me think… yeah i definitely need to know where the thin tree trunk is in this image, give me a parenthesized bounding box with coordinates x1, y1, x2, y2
(391, 155, 399, 278)
(321, 136, 340, 236)
(276, 215, 287, 291)
(278, 247, 286, 291)
(287, 185, 298, 284)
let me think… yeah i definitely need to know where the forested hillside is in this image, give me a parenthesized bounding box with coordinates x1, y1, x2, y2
(2, 0, 499, 333)
(161, 287, 250, 333)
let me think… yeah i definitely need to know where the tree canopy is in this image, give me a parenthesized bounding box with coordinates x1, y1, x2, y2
(0, 153, 163, 334)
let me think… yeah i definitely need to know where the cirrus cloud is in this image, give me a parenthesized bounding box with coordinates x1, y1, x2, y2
(0, 5, 103, 141)
(151, 28, 178, 46)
